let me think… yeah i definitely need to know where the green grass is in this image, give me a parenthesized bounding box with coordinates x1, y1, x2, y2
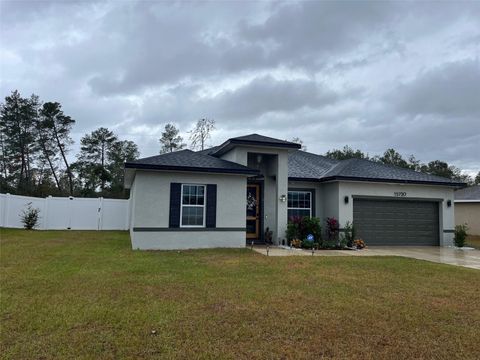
(1, 229, 479, 359)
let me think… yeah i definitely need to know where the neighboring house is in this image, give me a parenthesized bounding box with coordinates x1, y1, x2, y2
(124, 134, 464, 250)
(454, 186, 480, 235)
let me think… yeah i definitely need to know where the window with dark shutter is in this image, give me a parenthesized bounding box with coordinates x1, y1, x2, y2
(170, 182, 217, 229)
(206, 184, 217, 228)
(169, 183, 181, 228)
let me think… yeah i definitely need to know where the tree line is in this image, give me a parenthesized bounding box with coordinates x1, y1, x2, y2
(0, 91, 217, 198)
(1, 90, 477, 199)
(324, 145, 479, 185)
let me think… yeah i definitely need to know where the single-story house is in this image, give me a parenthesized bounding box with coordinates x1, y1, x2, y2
(455, 186, 480, 235)
(124, 134, 464, 250)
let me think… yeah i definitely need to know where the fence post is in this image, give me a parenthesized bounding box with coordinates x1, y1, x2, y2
(125, 198, 131, 231)
(44, 196, 52, 230)
(4, 193, 10, 227)
(98, 197, 104, 230)
(67, 196, 74, 230)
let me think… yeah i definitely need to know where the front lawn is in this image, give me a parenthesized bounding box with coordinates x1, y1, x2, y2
(1, 229, 479, 359)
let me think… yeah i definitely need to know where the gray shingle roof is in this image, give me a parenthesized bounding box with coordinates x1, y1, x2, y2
(455, 186, 480, 201)
(229, 134, 300, 147)
(125, 149, 259, 175)
(211, 133, 301, 156)
(196, 146, 220, 155)
(331, 158, 463, 185)
(288, 150, 339, 179)
(288, 151, 464, 186)
(126, 134, 464, 187)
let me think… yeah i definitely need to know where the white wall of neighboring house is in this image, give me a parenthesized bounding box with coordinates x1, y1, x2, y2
(0, 193, 130, 230)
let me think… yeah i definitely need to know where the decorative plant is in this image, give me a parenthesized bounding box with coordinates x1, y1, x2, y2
(326, 217, 340, 245)
(338, 233, 348, 248)
(286, 216, 302, 241)
(353, 239, 366, 249)
(286, 216, 322, 247)
(264, 227, 273, 244)
(302, 217, 322, 245)
(454, 224, 468, 248)
(343, 221, 356, 247)
(20, 203, 40, 230)
(291, 239, 302, 248)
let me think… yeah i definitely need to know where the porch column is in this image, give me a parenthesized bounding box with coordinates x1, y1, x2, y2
(275, 151, 289, 245)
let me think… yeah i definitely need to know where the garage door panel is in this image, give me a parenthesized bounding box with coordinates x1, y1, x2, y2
(353, 199, 439, 246)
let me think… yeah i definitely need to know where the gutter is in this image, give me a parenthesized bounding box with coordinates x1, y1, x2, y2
(288, 176, 466, 188)
(124, 162, 260, 176)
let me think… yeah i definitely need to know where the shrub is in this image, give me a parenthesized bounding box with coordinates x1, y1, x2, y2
(326, 217, 340, 245)
(454, 224, 468, 247)
(20, 203, 40, 230)
(302, 217, 322, 244)
(343, 221, 355, 247)
(285, 216, 322, 246)
(286, 216, 302, 241)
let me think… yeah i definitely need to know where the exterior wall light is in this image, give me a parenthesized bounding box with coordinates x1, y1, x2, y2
(344, 196, 349, 204)
(447, 200, 452, 207)
(280, 194, 287, 202)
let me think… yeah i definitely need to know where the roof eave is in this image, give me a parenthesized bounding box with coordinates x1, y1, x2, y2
(124, 162, 260, 176)
(288, 175, 465, 187)
(318, 176, 466, 187)
(212, 139, 301, 157)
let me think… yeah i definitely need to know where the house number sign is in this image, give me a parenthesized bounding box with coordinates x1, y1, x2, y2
(394, 191, 407, 197)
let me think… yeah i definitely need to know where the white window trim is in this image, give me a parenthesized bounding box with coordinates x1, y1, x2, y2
(287, 191, 312, 217)
(180, 184, 207, 228)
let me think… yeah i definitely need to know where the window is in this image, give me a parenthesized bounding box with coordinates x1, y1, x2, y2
(288, 191, 312, 218)
(181, 184, 206, 227)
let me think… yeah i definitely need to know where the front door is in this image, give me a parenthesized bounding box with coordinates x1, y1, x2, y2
(246, 184, 260, 239)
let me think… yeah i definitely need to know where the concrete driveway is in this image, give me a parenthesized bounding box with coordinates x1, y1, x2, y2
(253, 246, 480, 269)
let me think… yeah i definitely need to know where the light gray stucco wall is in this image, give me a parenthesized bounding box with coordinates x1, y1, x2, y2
(130, 170, 247, 250)
(321, 182, 340, 222)
(222, 145, 290, 245)
(337, 181, 456, 246)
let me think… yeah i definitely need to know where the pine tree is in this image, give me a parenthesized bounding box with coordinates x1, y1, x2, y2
(159, 123, 185, 153)
(39, 102, 76, 195)
(0, 90, 39, 193)
(107, 140, 139, 195)
(76, 127, 118, 193)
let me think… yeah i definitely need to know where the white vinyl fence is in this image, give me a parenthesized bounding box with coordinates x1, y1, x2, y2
(0, 193, 130, 230)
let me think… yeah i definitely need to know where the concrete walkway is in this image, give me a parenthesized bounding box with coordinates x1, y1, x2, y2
(252, 245, 480, 270)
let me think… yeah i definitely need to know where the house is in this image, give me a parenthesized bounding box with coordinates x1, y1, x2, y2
(124, 134, 464, 250)
(454, 186, 480, 236)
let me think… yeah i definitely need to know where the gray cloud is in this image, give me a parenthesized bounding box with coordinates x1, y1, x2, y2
(1, 0, 479, 174)
(202, 75, 338, 120)
(394, 60, 480, 117)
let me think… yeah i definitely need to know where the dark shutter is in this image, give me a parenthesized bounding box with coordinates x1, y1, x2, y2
(206, 184, 217, 228)
(169, 183, 181, 228)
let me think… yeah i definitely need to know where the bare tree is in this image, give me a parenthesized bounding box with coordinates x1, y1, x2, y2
(189, 118, 215, 150)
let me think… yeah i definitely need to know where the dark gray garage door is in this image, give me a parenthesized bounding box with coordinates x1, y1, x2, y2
(353, 199, 439, 246)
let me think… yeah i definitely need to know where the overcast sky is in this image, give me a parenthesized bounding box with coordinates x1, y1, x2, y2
(1, 1, 479, 174)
